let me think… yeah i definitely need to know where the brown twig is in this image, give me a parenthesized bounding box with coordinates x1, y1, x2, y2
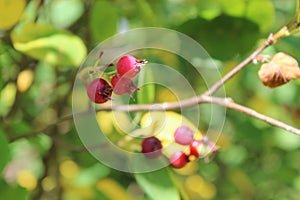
(204, 33, 275, 96)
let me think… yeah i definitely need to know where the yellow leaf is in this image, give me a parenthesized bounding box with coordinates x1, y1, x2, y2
(140, 111, 202, 147)
(11, 23, 87, 66)
(0, 0, 26, 29)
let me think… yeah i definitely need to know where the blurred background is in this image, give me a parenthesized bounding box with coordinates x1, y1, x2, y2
(1, 0, 300, 199)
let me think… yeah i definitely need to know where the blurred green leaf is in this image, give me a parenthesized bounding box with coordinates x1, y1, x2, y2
(138, 66, 155, 104)
(49, 0, 84, 28)
(219, 0, 275, 33)
(273, 129, 300, 151)
(219, 0, 244, 16)
(0, 129, 10, 173)
(89, 0, 118, 42)
(9, 120, 31, 138)
(196, 0, 222, 20)
(73, 163, 110, 187)
(177, 15, 260, 60)
(0, 83, 17, 116)
(11, 23, 87, 66)
(0, 180, 28, 200)
(245, 0, 275, 33)
(137, 0, 157, 26)
(218, 145, 247, 167)
(135, 168, 180, 200)
(28, 134, 52, 154)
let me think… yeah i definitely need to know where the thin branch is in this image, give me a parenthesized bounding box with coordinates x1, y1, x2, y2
(10, 30, 300, 143)
(208, 97, 300, 136)
(204, 33, 275, 96)
(11, 94, 300, 143)
(99, 96, 300, 136)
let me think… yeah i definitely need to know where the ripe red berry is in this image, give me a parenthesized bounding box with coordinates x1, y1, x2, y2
(189, 139, 203, 158)
(117, 55, 146, 79)
(111, 75, 139, 96)
(169, 150, 189, 168)
(141, 136, 162, 159)
(174, 126, 194, 145)
(87, 78, 112, 104)
(189, 138, 219, 158)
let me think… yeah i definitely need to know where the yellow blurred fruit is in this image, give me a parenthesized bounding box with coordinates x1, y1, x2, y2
(17, 69, 34, 92)
(59, 160, 79, 179)
(42, 176, 56, 192)
(17, 170, 37, 191)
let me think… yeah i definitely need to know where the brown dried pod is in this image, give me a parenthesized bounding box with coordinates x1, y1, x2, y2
(258, 52, 300, 88)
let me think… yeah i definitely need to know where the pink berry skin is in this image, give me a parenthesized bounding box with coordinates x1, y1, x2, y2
(174, 126, 194, 145)
(111, 75, 139, 96)
(189, 139, 203, 158)
(169, 151, 189, 168)
(117, 55, 145, 79)
(141, 136, 163, 159)
(87, 78, 112, 104)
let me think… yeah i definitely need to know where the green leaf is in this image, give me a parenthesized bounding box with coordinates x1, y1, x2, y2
(219, 0, 245, 17)
(135, 168, 180, 200)
(137, 0, 157, 26)
(0, 180, 28, 200)
(49, 0, 84, 28)
(273, 129, 300, 151)
(11, 23, 87, 66)
(89, 0, 118, 42)
(177, 15, 260, 60)
(196, 0, 222, 20)
(137, 65, 155, 104)
(244, 0, 275, 33)
(0, 83, 17, 116)
(73, 163, 110, 187)
(0, 130, 10, 173)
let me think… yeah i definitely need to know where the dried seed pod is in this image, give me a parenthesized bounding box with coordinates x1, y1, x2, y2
(258, 52, 300, 88)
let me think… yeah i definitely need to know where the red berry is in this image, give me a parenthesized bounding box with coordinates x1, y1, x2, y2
(169, 151, 189, 168)
(111, 75, 139, 96)
(141, 136, 162, 159)
(189, 138, 219, 158)
(117, 55, 146, 79)
(87, 78, 112, 104)
(174, 126, 194, 145)
(189, 139, 203, 158)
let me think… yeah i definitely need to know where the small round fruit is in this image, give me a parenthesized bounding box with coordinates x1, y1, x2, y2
(111, 75, 139, 96)
(117, 55, 146, 78)
(174, 126, 194, 145)
(141, 136, 162, 158)
(87, 78, 112, 104)
(189, 139, 203, 158)
(169, 150, 189, 168)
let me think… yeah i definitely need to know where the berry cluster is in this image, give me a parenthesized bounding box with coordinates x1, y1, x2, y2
(86, 55, 147, 104)
(141, 126, 219, 168)
(171, 126, 218, 168)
